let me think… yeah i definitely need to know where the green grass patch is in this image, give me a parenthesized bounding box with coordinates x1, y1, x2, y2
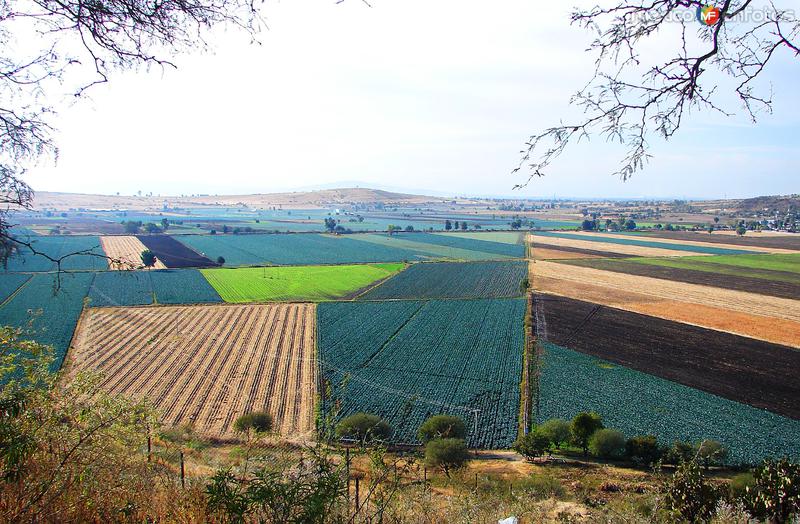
(631, 253, 800, 280)
(201, 263, 405, 302)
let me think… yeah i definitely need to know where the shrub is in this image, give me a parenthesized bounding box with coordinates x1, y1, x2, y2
(663, 440, 697, 465)
(663, 460, 722, 523)
(216, 256, 225, 266)
(513, 428, 551, 461)
(424, 438, 469, 477)
(539, 419, 570, 450)
(233, 411, 273, 434)
(743, 458, 800, 523)
(697, 439, 727, 469)
(570, 411, 603, 456)
(141, 249, 157, 267)
(729, 472, 754, 500)
(589, 429, 625, 459)
(335, 413, 391, 445)
(625, 435, 662, 466)
(417, 415, 466, 443)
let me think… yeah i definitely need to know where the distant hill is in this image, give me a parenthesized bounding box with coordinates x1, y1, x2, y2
(31, 188, 468, 211)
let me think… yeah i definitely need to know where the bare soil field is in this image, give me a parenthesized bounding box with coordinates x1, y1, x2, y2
(530, 261, 800, 347)
(567, 231, 791, 254)
(67, 303, 317, 439)
(530, 234, 701, 257)
(643, 230, 800, 251)
(539, 294, 800, 419)
(562, 259, 800, 300)
(532, 242, 634, 260)
(100, 236, 167, 270)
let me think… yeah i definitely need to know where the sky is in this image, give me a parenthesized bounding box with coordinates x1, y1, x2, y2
(25, 0, 800, 200)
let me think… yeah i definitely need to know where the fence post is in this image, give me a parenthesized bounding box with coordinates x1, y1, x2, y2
(180, 451, 185, 488)
(147, 435, 152, 462)
(354, 477, 360, 515)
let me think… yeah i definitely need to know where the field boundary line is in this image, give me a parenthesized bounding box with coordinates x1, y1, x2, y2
(0, 274, 33, 308)
(357, 301, 427, 370)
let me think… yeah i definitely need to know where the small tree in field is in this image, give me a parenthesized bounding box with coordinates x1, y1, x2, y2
(335, 413, 391, 446)
(444, 220, 452, 231)
(540, 419, 571, 450)
(141, 250, 157, 267)
(514, 428, 551, 461)
(571, 411, 603, 456)
(233, 411, 273, 435)
(418, 415, 466, 443)
(589, 429, 625, 459)
(216, 256, 225, 266)
(697, 440, 727, 470)
(625, 435, 662, 466)
(424, 438, 469, 478)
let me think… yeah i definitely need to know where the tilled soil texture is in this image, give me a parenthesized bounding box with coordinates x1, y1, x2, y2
(641, 231, 800, 251)
(566, 231, 786, 254)
(101, 236, 167, 270)
(532, 242, 635, 260)
(68, 303, 317, 439)
(529, 234, 701, 257)
(561, 259, 800, 300)
(537, 294, 800, 420)
(137, 235, 217, 268)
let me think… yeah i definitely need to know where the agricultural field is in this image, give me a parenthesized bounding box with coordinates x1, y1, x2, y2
(1, 235, 107, 272)
(639, 230, 800, 251)
(531, 259, 800, 347)
(0, 274, 30, 304)
(353, 233, 522, 261)
(390, 232, 525, 258)
(67, 303, 317, 438)
(88, 271, 155, 307)
(149, 270, 223, 304)
(201, 263, 405, 302)
(537, 342, 800, 465)
(437, 231, 525, 244)
(360, 261, 528, 300)
(101, 236, 166, 269)
(538, 295, 800, 419)
(318, 299, 525, 448)
(534, 231, 756, 255)
(137, 235, 217, 268)
(178, 233, 430, 266)
(0, 272, 95, 369)
(531, 241, 634, 260)
(629, 255, 800, 282)
(561, 258, 800, 299)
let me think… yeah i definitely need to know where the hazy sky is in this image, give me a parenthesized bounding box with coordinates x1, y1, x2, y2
(26, 0, 800, 199)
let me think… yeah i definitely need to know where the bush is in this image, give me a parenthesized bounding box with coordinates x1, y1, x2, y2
(663, 440, 697, 465)
(424, 438, 469, 477)
(540, 419, 570, 450)
(417, 415, 466, 443)
(216, 256, 225, 266)
(335, 413, 391, 445)
(141, 249, 157, 267)
(697, 439, 727, 469)
(570, 411, 604, 456)
(589, 429, 625, 459)
(729, 472, 754, 499)
(663, 460, 722, 523)
(625, 435, 662, 466)
(233, 411, 273, 434)
(513, 428, 551, 461)
(743, 458, 800, 523)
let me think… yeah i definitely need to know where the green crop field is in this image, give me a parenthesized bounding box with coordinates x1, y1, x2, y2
(201, 263, 405, 302)
(629, 255, 800, 283)
(318, 298, 525, 448)
(633, 253, 800, 275)
(538, 342, 800, 465)
(437, 232, 525, 245)
(0, 274, 31, 304)
(360, 260, 528, 300)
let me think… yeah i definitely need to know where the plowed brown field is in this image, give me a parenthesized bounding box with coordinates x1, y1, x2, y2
(100, 236, 167, 269)
(531, 260, 800, 347)
(530, 234, 699, 257)
(565, 231, 796, 254)
(67, 303, 317, 439)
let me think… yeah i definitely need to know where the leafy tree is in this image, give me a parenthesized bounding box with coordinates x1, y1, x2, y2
(736, 225, 747, 236)
(513, 428, 551, 461)
(570, 411, 604, 456)
(444, 220, 452, 231)
(424, 438, 469, 478)
(335, 413, 391, 446)
(387, 225, 400, 235)
(581, 219, 596, 231)
(405, 225, 414, 232)
(697, 440, 727, 470)
(324, 217, 338, 233)
(418, 415, 466, 443)
(663, 460, 722, 523)
(122, 220, 142, 234)
(141, 250, 157, 267)
(744, 459, 800, 524)
(510, 219, 523, 230)
(624, 219, 636, 231)
(454, 221, 460, 230)
(625, 435, 662, 466)
(664, 440, 698, 465)
(540, 419, 571, 450)
(233, 411, 273, 435)
(210, 229, 217, 235)
(460, 221, 467, 230)
(161, 218, 170, 231)
(216, 256, 225, 266)
(0, 327, 160, 521)
(144, 222, 162, 234)
(589, 429, 626, 459)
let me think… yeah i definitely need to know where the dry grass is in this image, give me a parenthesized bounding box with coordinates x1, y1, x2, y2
(67, 303, 317, 438)
(531, 261, 800, 347)
(100, 236, 167, 269)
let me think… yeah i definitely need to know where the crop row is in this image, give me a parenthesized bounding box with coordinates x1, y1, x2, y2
(360, 260, 528, 300)
(537, 342, 800, 465)
(2, 235, 107, 272)
(318, 299, 525, 448)
(534, 231, 755, 255)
